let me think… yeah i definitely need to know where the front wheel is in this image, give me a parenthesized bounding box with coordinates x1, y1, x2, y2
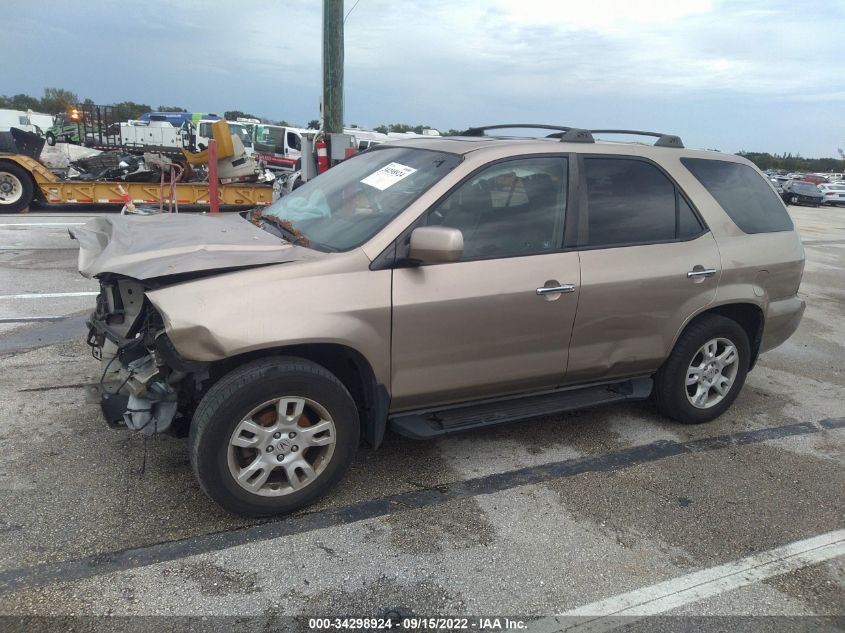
(190, 357, 359, 517)
(45, 132, 56, 146)
(654, 314, 750, 424)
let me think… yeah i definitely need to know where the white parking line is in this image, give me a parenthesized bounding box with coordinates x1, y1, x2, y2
(0, 292, 98, 299)
(531, 529, 845, 632)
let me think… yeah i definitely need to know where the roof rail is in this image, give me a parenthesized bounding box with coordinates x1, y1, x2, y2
(589, 129, 684, 148)
(460, 124, 595, 143)
(457, 125, 684, 147)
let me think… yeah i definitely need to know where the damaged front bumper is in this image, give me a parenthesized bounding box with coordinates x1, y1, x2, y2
(86, 287, 206, 435)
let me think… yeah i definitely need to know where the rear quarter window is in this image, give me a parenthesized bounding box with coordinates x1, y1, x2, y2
(681, 158, 793, 234)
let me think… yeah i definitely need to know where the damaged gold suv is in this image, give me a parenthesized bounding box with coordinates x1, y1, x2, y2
(72, 125, 805, 516)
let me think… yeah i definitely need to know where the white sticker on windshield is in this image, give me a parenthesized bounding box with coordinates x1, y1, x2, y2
(361, 162, 417, 191)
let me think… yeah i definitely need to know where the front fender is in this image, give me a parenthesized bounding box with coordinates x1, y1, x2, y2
(146, 250, 392, 386)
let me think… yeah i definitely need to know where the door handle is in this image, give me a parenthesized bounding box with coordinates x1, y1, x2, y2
(536, 284, 576, 295)
(687, 268, 717, 279)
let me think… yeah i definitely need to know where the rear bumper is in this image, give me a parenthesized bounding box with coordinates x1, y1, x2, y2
(760, 295, 805, 354)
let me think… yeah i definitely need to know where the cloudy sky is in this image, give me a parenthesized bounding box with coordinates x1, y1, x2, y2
(3, 0, 844, 157)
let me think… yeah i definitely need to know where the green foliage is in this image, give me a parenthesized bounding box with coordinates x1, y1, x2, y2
(738, 151, 845, 173)
(384, 123, 431, 134)
(0, 93, 42, 111)
(40, 87, 79, 114)
(157, 105, 187, 112)
(307, 119, 321, 129)
(372, 123, 451, 135)
(112, 101, 152, 121)
(224, 110, 260, 121)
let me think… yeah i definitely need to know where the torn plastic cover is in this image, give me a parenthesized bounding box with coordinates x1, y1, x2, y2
(123, 385, 178, 435)
(69, 213, 321, 280)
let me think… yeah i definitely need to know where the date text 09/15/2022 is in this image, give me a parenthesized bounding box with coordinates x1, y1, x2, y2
(307, 617, 527, 630)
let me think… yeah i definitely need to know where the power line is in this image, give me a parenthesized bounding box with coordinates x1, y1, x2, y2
(344, 0, 361, 23)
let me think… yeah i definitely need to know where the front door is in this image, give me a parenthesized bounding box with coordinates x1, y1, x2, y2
(390, 155, 580, 411)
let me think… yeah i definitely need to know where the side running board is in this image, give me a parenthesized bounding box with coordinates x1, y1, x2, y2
(388, 377, 653, 440)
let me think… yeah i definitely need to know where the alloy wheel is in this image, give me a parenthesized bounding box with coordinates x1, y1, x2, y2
(227, 396, 337, 496)
(685, 337, 740, 409)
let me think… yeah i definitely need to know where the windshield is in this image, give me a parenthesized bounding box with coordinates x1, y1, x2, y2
(261, 147, 461, 251)
(793, 183, 818, 193)
(229, 123, 252, 148)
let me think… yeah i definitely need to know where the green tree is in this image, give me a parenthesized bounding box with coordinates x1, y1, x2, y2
(224, 110, 260, 120)
(307, 119, 320, 129)
(40, 87, 79, 114)
(375, 123, 435, 134)
(0, 93, 42, 111)
(736, 151, 845, 173)
(113, 101, 152, 120)
(157, 105, 187, 112)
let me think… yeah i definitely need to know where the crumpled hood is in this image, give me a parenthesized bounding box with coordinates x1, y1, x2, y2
(69, 213, 318, 280)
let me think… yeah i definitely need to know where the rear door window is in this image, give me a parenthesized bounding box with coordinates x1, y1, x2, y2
(583, 158, 702, 247)
(681, 158, 793, 233)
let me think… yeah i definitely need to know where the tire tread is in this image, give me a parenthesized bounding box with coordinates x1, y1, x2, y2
(189, 356, 357, 516)
(655, 314, 750, 424)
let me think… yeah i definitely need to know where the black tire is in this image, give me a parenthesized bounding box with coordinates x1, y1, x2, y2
(190, 356, 360, 517)
(0, 162, 35, 214)
(654, 314, 750, 424)
(45, 132, 56, 146)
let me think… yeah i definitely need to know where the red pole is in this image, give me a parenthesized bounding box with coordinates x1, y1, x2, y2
(208, 138, 219, 214)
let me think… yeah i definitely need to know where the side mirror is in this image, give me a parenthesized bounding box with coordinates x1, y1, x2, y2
(408, 226, 463, 264)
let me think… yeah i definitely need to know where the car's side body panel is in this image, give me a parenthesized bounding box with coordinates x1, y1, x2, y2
(565, 233, 721, 383)
(147, 249, 393, 387)
(390, 251, 581, 411)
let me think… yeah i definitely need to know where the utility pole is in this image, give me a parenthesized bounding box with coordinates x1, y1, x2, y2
(322, 0, 344, 136)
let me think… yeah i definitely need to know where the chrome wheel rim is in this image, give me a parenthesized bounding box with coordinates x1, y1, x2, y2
(227, 396, 336, 497)
(686, 337, 739, 409)
(0, 172, 23, 205)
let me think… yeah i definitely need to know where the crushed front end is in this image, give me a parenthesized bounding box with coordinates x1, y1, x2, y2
(86, 276, 207, 435)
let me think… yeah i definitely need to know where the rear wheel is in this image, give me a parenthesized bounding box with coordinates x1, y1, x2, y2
(190, 357, 359, 517)
(0, 162, 34, 213)
(654, 314, 750, 424)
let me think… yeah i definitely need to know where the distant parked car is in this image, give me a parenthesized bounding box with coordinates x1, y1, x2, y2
(781, 180, 824, 207)
(801, 174, 828, 185)
(818, 183, 845, 206)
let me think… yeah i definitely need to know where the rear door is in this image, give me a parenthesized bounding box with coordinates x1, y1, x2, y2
(390, 155, 580, 410)
(566, 156, 720, 383)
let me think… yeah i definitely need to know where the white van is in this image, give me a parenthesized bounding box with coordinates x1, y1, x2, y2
(0, 109, 52, 136)
(252, 124, 304, 171)
(344, 128, 389, 151)
(195, 120, 255, 156)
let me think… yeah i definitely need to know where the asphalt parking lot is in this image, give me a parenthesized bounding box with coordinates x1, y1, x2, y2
(0, 205, 842, 631)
